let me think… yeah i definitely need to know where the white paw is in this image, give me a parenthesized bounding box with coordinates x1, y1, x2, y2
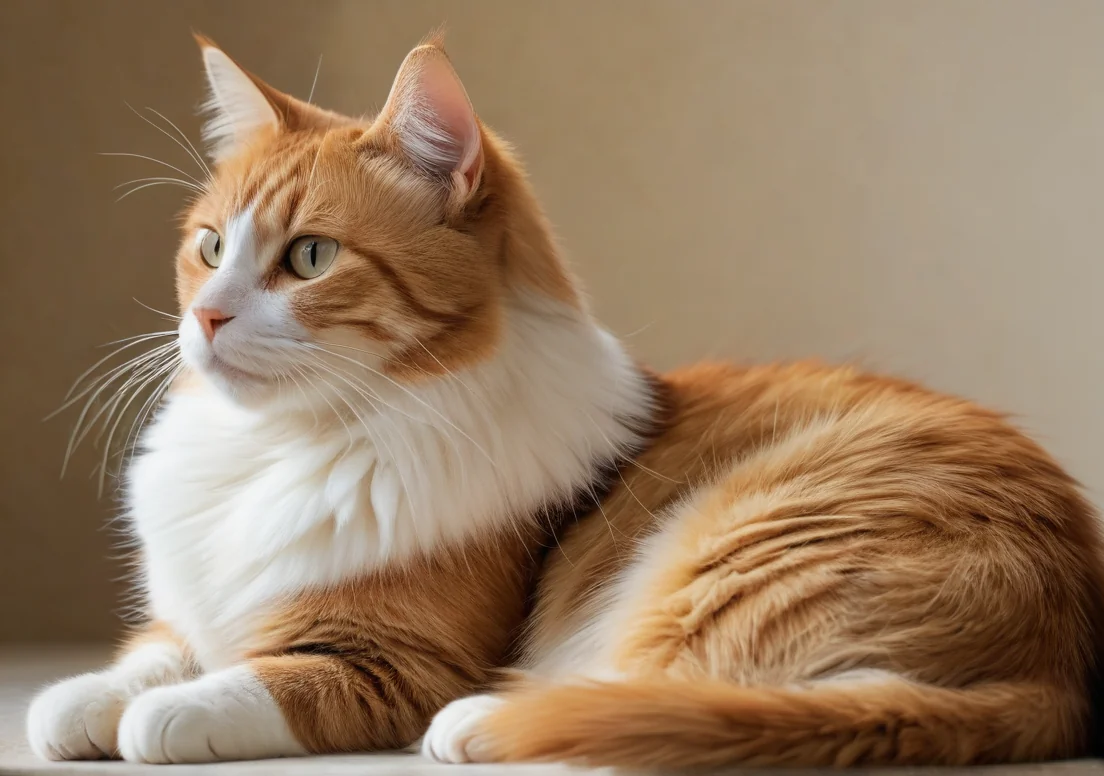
(116, 665, 305, 763)
(422, 694, 505, 764)
(26, 672, 127, 761)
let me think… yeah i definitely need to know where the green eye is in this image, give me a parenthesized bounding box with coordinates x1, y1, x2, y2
(198, 228, 222, 268)
(287, 236, 338, 279)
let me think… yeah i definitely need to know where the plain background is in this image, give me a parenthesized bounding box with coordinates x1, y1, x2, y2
(2, 0, 1103, 643)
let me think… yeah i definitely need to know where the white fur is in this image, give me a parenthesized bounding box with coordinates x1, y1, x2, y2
(200, 47, 279, 161)
(26, 641, 190, 760)
(421, 693, 504, 764)
(116, 665, 303, 763)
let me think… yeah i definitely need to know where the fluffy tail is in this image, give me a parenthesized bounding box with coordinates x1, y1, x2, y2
(480, 677, 1087, 767)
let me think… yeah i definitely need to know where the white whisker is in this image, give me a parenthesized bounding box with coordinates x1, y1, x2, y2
(59, 340, 178, 478)
(305, 343, 498, 470)
(116, 180, 200, 203)
(97, 353, 181, 495)
(99, 152, 205, 186)
(123, 362, 183, 472)
(99, 330, 178, 348)
(133, 298, 182, 321)
(52, 340, 178, 419)
(304, 356, 425, 540)
(307, 54, 323, 105)
(295, 362, 353, 448)
(143, 106, 212, 179)
(113, 176, 204, 194)
(125, 101, 210, 180)
(56, 333, 176, 407)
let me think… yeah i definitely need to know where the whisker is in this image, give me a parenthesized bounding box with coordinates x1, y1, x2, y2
(84, 348, 178, 452)
(124, 101, 211, 182)
(93, 349, 179, 450)
(305, 343, 498, 470)
(142, 106, 212, 179)
(60, 344, 177, 476)
(307, 54, 323, 105)
(281, 368, 320, 429)
(56, 333, 175, 407)
(133, 298, 182, 321)
(305, 359, 424, 539)
(296, 362, 354, 448)
(52, 340, 178, 417)
(99, 152, 205, 187)
(116, 180, 202, 203)
(122, 362, 183, 472)
(304, 348, 473, 495)
(410, 335, 490, 409)
(311, 339, 414, 370)
(99, 330, 178, 348)
(113, 176, 203, 194)
(97, 354, 181, 495)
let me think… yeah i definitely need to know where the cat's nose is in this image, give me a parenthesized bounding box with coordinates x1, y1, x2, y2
(193, 307, 235, 343)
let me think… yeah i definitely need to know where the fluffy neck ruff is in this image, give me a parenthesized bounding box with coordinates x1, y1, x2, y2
(131, 293, 657, 586)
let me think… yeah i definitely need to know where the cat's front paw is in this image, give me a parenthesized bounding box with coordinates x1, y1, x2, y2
(422, 694, 505, 763)
(26, 672, 128, 760)
(117, 665, 305, 763)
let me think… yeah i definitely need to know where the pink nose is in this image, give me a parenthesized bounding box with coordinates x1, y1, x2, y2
(193, 307, 235, 343)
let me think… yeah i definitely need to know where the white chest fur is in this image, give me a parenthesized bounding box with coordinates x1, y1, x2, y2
(125, 298, 652, 670)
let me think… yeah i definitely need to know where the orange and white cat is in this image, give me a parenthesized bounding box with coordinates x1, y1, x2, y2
(27, 35, 1104, 767)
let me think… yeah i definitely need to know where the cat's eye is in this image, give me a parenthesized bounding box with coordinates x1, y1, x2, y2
(286, 236, 338, 279)
(197, 228, 222, 268)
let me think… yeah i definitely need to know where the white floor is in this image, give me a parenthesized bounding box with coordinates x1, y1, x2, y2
(1, 646, 1099, 776)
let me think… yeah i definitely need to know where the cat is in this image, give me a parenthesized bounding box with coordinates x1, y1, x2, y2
(26, 33, 1104, 767)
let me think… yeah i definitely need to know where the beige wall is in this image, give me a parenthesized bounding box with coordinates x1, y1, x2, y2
(3, 0, 1103, 642)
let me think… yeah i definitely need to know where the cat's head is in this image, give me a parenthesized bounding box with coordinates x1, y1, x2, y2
(176, 34, 579, 406)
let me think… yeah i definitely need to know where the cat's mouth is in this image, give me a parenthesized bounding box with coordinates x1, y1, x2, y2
(200, 351, 268, 386)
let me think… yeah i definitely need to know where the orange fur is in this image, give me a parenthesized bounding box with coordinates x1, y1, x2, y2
(246, 526, 540, 752)
(481, 678, 1081, 766)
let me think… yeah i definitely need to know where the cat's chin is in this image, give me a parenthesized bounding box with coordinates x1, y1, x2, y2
(191, 357, 278, 408)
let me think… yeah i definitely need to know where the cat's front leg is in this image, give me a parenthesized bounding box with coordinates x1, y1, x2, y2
(116, 663, 305, 763)
(116, 649, 469, 763)
(26, 623, 192, 760)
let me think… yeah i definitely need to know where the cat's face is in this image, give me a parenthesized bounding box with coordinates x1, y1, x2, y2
(175, 37, 502, 406)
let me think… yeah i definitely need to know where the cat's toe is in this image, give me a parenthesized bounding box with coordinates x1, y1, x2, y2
(117, 666, 303, 763)
(423, 694, 505, 764)
(117, 685, 206, 764)
(26, 672, 126, 761)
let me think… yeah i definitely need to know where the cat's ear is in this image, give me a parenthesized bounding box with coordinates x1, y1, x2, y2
(376, 35, 483, 199)
(195, 35, 346, 162)
(195, 35, 279, 161)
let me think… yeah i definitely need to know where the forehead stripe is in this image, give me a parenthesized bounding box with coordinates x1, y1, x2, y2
(234, 147, 306, 213)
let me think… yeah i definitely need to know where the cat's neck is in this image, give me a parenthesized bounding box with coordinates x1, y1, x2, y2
(144, 293, 656, 568)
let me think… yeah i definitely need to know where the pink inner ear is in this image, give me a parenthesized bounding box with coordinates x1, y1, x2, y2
(386, 50, 484, 192)
(422, 63, 483, 189)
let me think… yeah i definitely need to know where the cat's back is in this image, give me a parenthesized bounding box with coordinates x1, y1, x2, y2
(528, 359, 1104, 692)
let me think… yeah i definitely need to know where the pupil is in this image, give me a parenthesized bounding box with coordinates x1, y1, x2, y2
(309, 242, 317, 267)
(213, 236, 220, 255)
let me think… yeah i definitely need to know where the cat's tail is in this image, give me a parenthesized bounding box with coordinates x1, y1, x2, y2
(478, 675, 1089, 767)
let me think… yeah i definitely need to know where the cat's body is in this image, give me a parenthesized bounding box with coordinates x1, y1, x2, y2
(26, 35, 1104, 767)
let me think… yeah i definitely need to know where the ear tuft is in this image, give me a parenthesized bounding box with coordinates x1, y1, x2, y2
(377, 41, 483, 197)
(196, 37, 279, 161)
